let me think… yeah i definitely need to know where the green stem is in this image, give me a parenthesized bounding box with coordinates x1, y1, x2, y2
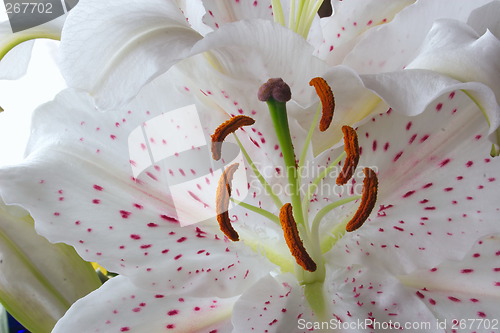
(266, 99, 305, 225)
(230, 198, 280, 225)
(1, 35, 59, 60)
(233, 133, 283, 209)
(304, 281, 328, 321)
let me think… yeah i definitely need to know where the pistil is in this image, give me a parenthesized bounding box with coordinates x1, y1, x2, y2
(258, 78, 305, 227)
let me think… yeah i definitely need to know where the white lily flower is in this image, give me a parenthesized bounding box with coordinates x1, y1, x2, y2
(0, 0, 499, 332)
(0, 201, 101, 332)
(0, 59, 499, 331)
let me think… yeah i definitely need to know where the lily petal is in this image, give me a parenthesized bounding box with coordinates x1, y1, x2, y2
(175, 0, 212, 35)
(59, 0, 202, 109)
(0, 86, 272, 297)
(53, 275, 236, 333)
(344, 0, 495, 73)
(467, 0, 500, 39)
(316, 0, 414, 65)
(201, 0, 273, 30)
(360, 69, 500, 151)
(399, 234, 500, 326)
(232, 273, 315, 333)
(0, 202, 100, 332)
(189, 19, 327, 107)
(325, 262, 437, 328)
(407, 19, 500, 105)
(0, 37, 32, 80)
(332, 89, 500, 275)
(0, 15, 64, 79)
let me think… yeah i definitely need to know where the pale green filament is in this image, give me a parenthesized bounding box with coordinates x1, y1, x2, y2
(298, 104, 321, 173)
(302, 151, 346, 214)
(230, 198, 280, 225)
(271, 0, 285, 26)
(311, 195, 361, 243)
(271, 0, 325, 39)
(233, 133, 283, 208)
(298, 0, 325, 38)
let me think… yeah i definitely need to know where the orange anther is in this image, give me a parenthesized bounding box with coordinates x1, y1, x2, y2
(336, 126, 360, 185)
(211, 115, 255, 160)
(346, 168, 378, 232)
(279, 203, 317, 272)
(309, 77, 335, 132)
(215, 163, 240, 241)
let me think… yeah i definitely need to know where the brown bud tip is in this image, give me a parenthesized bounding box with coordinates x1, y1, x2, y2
(258, 78, 291, 103)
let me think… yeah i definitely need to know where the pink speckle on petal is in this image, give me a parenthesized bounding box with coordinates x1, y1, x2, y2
(167, 310, 179, 316)
(120, 210, 132, 218)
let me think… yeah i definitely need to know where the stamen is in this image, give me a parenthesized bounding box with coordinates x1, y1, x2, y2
(279, 203, 317, 272)
(258, 78, 292, 103)
(336, 126, 359, 185)
(309, 77, 334, 132)
(345, 168, 378, 232)
(215, 163, 240, 241)
(211, 115, 255, 161)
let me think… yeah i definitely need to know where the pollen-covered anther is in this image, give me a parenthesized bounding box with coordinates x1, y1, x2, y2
(346, 168, 378, 232)
(215, 163, 240, 241)
(336, 125, 360, 185)
(211, 115, 255, 161)
(309, 77, 335, 132)
(279, 203, 317, 272)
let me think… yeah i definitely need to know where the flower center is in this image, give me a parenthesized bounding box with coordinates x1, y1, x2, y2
(210, 77, 378, 318)
(271, 0, 326, 38)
